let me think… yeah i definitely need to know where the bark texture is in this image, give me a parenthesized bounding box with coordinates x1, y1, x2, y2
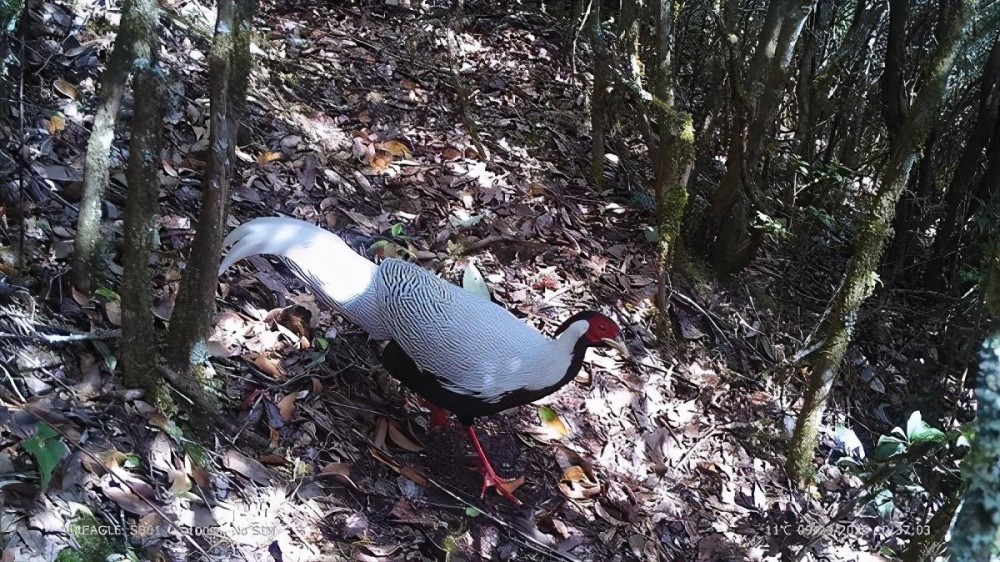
(73, 0, 158, 292)
(121, 59, 165, 391)
(166, 0, 257, 372)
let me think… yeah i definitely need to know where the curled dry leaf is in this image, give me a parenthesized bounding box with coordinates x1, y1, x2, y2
(252, 353, 285, 378)
(277, 392, 298, 422)
(257, 150, 283, 165)
(48, 114, 66, 135)
(386, 420, 424, 452)
(53, 78, 77, 99)
(104, 300, 122, 326)
(377, 139, 412, 157)
(374, 418, 389, 450)
(559, 465, 601, 500)
(319, 462, 359, 490)
(102, 483, 154, 516)
(222, 449, 277, 486)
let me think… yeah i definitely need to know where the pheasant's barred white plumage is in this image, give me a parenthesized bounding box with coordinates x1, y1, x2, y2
(219, 217, 588, 402)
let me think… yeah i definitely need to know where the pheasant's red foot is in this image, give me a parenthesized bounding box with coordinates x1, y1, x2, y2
(478, 466, 523, 505)
(465, 426, 522, 505)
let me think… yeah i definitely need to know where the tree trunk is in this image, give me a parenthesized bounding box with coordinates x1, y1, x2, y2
(121, 60, 165, 391)
(883, 129, 937, 279)
(617, 0, 644, 80)
(72, 0, 158, 292)
(649, 0, 695, 309)
(702, 0, 816, 272)
(950, 221, 1000, 557)
(590, 0, 608, 189)
(804, 0, 885, 165)
(925, 29, 1000, 289)
(166, 0, 257, 373)
(786, 0, 969, 483)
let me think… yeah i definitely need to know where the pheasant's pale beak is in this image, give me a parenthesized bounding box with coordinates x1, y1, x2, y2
(601, 338, 630, 357)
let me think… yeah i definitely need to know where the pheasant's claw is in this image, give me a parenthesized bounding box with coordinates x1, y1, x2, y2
(478, 469, 523, 505)
(466, 426, 522, 505)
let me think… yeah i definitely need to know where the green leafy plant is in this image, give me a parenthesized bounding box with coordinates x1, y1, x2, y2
(871, 411, 947, 462)
(753, 211, 791, 240)
(22, 422, 69, 491)
(835, 411, 957, 525)
(95, 287, 120, 301)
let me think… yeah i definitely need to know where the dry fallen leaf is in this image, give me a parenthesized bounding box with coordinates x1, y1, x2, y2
(371, 448, 427, 487)
(386, 420, 424, 452)
(257, 150, 283, 165)
(319, 462, 359, 490)
(48, 114, 66, 135)
(442, 147, 463, 161)
(104, 301, 122, 326)
(377, 139, 412, 157)
(71, 287, 91, 307)
(53, 78, 77, 99)
(167, 468, 192, 494)
(222, 450, 277, 486)
(534, 405, 569, 440)
(277, 392, 298, 422)
(374, 418, 389, 450)
(252, 353, 285, 378)
(558, 465, 601, 500)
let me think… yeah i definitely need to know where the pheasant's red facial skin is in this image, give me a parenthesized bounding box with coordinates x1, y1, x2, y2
(585, 314, 619, 343)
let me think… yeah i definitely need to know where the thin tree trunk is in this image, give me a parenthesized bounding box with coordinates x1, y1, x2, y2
(650, 0, 695, 306)
(702, 0, 816, 272)
(121, 60, 166, 390)
(883, 129, 936, 279)
(787, 0, 969, 482)
(950, 200, 1000, 559)
(805, 1, 886, 165)
(166, 0, 257, 373)
(591, 0, 608, 189)
(618, 0, 644, 80)
(925, 29, 1000, 289)
(73, 0, 158, 292)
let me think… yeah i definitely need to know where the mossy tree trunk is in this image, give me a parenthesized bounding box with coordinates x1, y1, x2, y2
(166, 0, 257, 374)
(120, 27, 166, 391)
(648, 0, 694, 304)
(786, 0, 969, 483)
(883, 129, 937, 279)
(73, 0, 159, 293)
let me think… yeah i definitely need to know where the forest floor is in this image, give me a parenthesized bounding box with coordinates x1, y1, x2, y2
(0, 1, 975, 561)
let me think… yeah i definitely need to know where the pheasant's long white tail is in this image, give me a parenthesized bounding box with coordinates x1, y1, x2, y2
(219, 217, 384, 335)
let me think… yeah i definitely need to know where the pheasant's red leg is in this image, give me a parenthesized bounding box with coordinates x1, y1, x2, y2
(422, 400, 453, 431)
(466, 426, 522, 505)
